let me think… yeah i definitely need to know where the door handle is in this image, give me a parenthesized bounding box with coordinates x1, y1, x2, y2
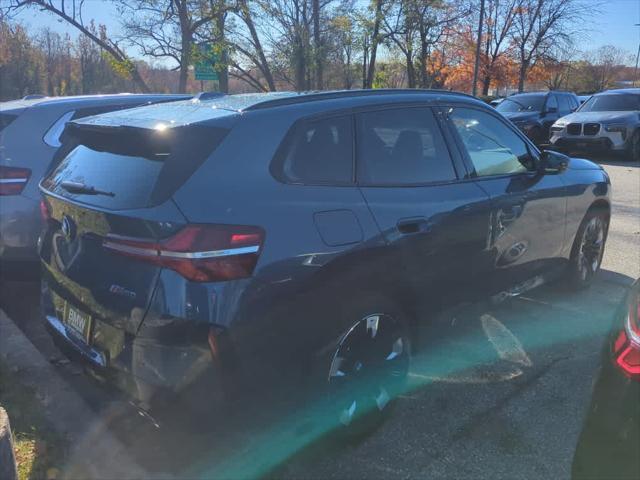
(397, 218, 430, 235)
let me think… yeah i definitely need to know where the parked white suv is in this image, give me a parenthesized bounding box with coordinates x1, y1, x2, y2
(549, 89, 640, 161)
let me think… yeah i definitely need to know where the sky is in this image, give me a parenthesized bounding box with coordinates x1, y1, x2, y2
(12, 0, 640, 67)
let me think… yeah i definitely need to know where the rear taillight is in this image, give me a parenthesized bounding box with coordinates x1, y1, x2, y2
(614, 289, 640, 379)
(103, 224, 265, 282)
(0, 166, 31, 195)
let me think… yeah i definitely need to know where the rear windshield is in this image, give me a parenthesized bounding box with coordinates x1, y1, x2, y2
(579, 93, 640, 112)
(41, 123, 228, 210)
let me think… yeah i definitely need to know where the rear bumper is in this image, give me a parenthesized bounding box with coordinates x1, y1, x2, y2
(0, 194, 40, 262)
(42, 282, 223, 409)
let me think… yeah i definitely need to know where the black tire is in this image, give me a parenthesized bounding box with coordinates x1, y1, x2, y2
(565, 209, 609, 290)
(314, 293, 412, 439)
(627, 129, 640, 162)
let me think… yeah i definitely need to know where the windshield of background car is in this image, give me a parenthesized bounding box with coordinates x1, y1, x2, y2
(579, 94, 640, 112)
(496, 95, 545, 113)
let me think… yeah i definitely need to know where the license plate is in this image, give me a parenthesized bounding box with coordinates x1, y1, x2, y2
(577, 142, 587, 148)
(64, 303, 91, 343)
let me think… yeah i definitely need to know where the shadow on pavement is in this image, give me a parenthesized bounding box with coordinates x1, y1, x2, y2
(0, 270, 634, 479)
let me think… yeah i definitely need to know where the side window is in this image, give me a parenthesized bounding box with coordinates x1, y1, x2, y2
(356, 107, 456, 185)
(449, 108, 534, 177)
(545, 94, 558, 112)
(557, 95, 569, 113)
(275, 115, 353, 185)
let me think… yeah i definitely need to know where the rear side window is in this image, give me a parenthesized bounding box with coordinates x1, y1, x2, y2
(545, 94, 558, 111)
(273, 115, 353, 185)
(559, 95, 574, 113)
(42, 124, 228, 209)
(449, 108, 533, 177)
(356, 107, 456, 185)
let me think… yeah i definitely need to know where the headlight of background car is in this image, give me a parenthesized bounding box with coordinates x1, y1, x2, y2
(604, 123, 628, 139)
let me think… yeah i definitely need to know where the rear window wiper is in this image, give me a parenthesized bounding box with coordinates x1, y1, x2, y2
(60, 181, 115, 197)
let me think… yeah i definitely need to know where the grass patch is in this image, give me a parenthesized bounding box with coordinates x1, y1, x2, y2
(0, 361, 66, 480)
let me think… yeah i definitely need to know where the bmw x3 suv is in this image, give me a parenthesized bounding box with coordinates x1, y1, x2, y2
(549, 89, 640, 161)
(38, 90, 611, 433)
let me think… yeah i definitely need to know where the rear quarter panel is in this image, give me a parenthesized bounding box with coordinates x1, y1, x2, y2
(170, 106, 394, 382)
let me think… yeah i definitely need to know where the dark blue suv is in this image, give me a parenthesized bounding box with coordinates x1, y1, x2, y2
(39, 90, 610, 432)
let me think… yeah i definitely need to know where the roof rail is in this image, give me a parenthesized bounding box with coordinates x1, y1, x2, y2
(243, 88, 477, 111)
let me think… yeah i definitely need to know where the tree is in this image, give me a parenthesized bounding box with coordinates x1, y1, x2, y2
(312, 0, 322, 88)
(479, 0, 518, 95)
(584, 45, 630, 91)
(256, 0, 315, 91)
(3, 0, 150, 92)
(510, 0, 587, 92)
(325, 5, 362, 89)
(0, 19, 42, 97)
(363, 0, 389, 88)
(229, 0, 277, 91)
(384, 0, 418, 87)
(528, 42, 576, 90)
(114, 0, 229, 93)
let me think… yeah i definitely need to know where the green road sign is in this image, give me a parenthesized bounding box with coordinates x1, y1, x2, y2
(195, 44, 219, 81)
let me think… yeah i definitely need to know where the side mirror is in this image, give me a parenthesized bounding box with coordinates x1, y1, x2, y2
(540, 150, 569, 173)
(545, 106, 558, 114)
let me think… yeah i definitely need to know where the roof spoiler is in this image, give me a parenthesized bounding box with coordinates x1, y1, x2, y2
(64, 122, 174, 159)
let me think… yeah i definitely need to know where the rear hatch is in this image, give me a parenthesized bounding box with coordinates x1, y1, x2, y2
(40, 110, 234, 343)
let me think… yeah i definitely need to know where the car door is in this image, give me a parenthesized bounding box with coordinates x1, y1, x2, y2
(445, 106, 567, 293)
(355, 105, 494, 308)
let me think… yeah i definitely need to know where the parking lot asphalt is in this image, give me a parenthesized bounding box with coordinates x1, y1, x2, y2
(0, 156, 638, 479)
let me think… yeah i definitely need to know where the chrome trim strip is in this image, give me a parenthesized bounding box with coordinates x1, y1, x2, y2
(103, 241, 260, 259)
(45, 314, 106, 367)
(0, 178, 28, 184)
(103, 241, 158, 257)
(160, 245, 260, 259)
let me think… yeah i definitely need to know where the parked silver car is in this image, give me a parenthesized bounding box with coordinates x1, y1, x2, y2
(0, 93, 189, 272)
(549, 89, 640, 160)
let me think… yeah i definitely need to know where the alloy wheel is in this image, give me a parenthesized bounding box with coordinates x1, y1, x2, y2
(328, 313, 410, 427)
(578, 216, 605, 281)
